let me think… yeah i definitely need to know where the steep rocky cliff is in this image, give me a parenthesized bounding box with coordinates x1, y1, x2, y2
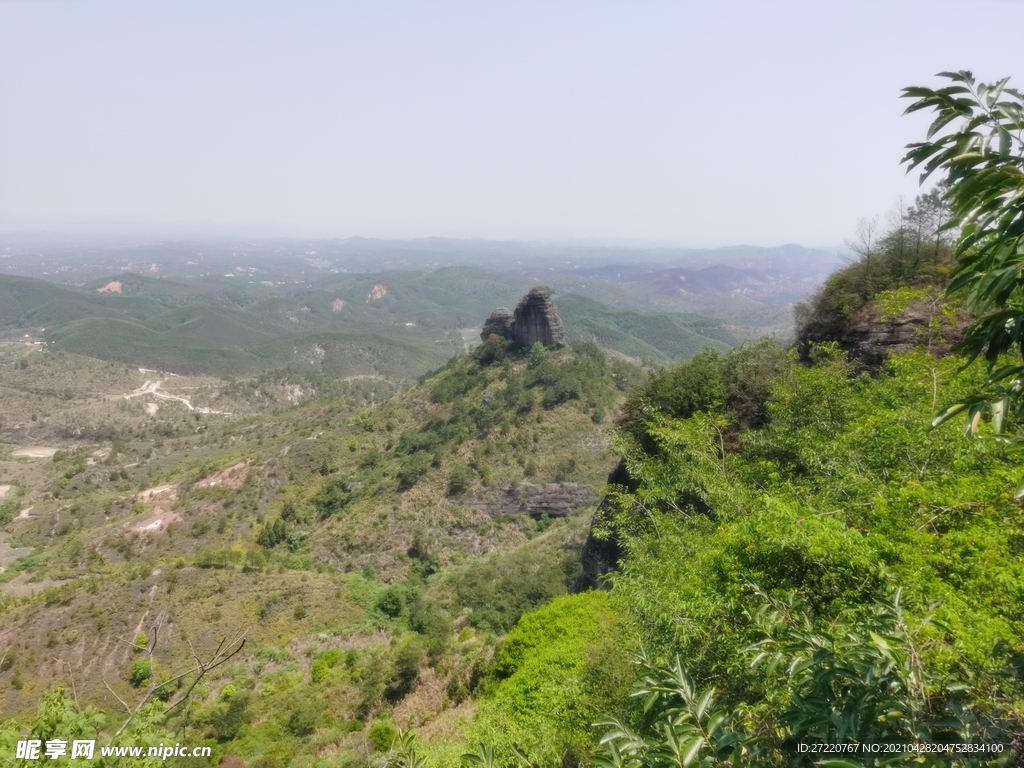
(797, 297, 966, 370)
(571, 459, 636, 592)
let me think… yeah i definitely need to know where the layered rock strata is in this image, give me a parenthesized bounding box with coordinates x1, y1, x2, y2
(458, 482, 597, 520)
(480, 286, 564, 346)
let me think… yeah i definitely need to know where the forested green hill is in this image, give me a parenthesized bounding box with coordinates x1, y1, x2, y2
(557, 293, 738, 364)
(0, 274, 166, 327)
(1, 272, 742, 378)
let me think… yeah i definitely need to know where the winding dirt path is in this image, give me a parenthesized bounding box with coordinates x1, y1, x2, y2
(123, 377, 232, 415)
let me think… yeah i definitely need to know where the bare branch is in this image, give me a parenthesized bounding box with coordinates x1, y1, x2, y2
(163, 632, 247, 715)
(109, 628, 247, 741)
(115, 634, 149, 652)
(103, 679, 133, 719)
(144, 623, 160, 702)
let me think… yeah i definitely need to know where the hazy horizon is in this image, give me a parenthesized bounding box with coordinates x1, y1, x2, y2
(0, 223, 844, 254)
(3, 1, 1023, 247)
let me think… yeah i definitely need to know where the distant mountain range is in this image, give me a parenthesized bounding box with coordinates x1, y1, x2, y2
(0, 235, 842, 285)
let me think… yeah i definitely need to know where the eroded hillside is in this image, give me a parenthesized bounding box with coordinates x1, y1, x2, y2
(0, 335, 640, 736)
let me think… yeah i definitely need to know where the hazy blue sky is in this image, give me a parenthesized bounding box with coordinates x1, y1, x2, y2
(2, 1, 1022, 246)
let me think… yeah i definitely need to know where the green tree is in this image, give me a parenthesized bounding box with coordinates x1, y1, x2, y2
(618, 348, 726, 452)
(129, 656, 152, 687)
(256, 518, 288, 548)
(0, 687, 179, 768)
(902, 72, 1024, 455)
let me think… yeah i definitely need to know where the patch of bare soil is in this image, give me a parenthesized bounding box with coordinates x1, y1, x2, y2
(0, 572, 65, 597)
(0, 485, 10, 498)
(126, 510, 183, 534)
(12, 446, 58, 458)
(136, 485, 177, 503)
(196, 460, 250, 489)
(96, 281, 123, 293)
(0, 535, 32, 571)
(124, 378, 231, 414)
(366, 283, 388, 301)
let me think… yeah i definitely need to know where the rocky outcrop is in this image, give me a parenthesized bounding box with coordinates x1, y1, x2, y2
(479, 287, 564, 346)
(798, 299, 966, 371)
(480, 307, 515, 342)
(571, 459, 637, 593)
(459, 482, 597, 519)
(514, 287, 565, 346)
(573, 522, 623, 593)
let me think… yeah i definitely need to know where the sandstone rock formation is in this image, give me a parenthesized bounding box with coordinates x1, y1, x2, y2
(480, 307, 515, 342)
(798, 299, 966, 371)
(514, 287, 565, 346)
(479, 286, 565, 346)
(366, 283, 388, 302)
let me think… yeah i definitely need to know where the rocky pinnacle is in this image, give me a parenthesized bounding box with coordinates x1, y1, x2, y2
(480, 286, 564, 346)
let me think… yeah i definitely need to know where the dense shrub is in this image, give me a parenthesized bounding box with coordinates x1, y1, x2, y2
(285, 701, 320, 737)
(128, 657, 151, 687)
(256, 518, 288, 548)
(310, 648, 345, 683)
(385, 637, 426, 702)
(396, 452, 431, 490)
(465, 592, 625, 765)
(206, 692, 252, 741)
(447, 464, 475, 495)
(312, 479, 356, 519)
(431, 370, 486, 403)
(619, 341, 787, 450)
(368, 718, 398, 752)
(376, 585, 406, 618)
(408, 596, 453, 660)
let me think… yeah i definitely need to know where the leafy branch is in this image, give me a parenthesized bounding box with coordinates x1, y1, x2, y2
(902, 71, 1024, 479)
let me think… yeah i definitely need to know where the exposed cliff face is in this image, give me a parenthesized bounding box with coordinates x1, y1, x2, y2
(572, 518, 622, 593)
(514, 287, 565, 346)
(798, 299, 966, 370)
(479, 286, 564, 346)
